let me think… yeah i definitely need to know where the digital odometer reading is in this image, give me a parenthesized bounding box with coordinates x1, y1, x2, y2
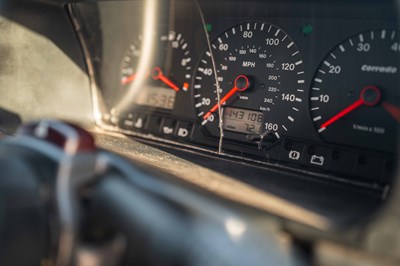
(135, 86, 176, 110)
(223, 107, 263, 134)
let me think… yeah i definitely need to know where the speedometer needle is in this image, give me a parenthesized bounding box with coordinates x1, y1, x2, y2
(203, 74, 251, 120)
(320, 85, 381, 130)
(152, 67, 180, 92)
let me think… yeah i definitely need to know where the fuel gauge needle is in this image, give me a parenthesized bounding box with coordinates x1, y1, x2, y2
(203, 74, 251, 120)
(121, 73, 137, 85)
(383, 102, 400, 123)
(121, 71, 150, 85)
(152, 67, 180, 92)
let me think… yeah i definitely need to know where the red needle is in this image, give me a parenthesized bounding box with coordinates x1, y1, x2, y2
(383, 102, 400, 123)
(203, 75, 250, 120)
(320, 85, 381, 129)
(320, 99, 364, 129)
(121, 71, 150, 85)
(121, 73, 137, 85)
(152, 67, 179, 92)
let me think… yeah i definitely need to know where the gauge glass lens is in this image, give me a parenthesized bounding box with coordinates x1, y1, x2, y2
(310, 29, 400, 153)
(193, 22, 305, 143)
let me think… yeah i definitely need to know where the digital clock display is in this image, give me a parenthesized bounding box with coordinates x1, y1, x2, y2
(222, 107, 263, 134)
(135, 86, 176, 110)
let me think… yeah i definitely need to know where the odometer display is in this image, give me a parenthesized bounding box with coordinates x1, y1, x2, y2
(222, 107, 263, 134)
(193, 22, 305, 143)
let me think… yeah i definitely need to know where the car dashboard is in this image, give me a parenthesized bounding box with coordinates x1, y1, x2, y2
(1, 0, 400, 265)
(70, 0, 398, 186)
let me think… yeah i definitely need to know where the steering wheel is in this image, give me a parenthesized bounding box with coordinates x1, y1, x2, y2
(0, 120, 307, 266)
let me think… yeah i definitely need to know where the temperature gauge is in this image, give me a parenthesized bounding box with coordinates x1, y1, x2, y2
(120, 31, 193, 110)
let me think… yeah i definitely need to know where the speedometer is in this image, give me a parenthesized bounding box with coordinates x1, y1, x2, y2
(310, 29, 400, 153)
(193, 22, 305, 143)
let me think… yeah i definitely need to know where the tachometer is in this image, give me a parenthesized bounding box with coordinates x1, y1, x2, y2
(310, 29, 400, 153)
(193, 22, 305, 143)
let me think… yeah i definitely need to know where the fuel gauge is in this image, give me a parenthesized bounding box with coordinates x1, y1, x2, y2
(120, 31, 193, 110)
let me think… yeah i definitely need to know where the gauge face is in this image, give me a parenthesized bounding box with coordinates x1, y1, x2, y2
(193, 22, 305, 142)
(119, 31, 192, 110)
(310, 29, 400, 153)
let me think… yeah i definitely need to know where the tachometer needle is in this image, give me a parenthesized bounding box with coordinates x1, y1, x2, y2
(152, 67, 180, 92)
(203, 74, 251, 120)
(320, 85, 381, 130)
(383, 101, 400, 123)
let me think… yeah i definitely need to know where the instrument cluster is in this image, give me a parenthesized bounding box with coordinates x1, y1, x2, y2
(70, 0, 399, 185)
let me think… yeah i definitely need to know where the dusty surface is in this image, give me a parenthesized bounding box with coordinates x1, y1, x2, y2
(93, 128, 330, 230)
